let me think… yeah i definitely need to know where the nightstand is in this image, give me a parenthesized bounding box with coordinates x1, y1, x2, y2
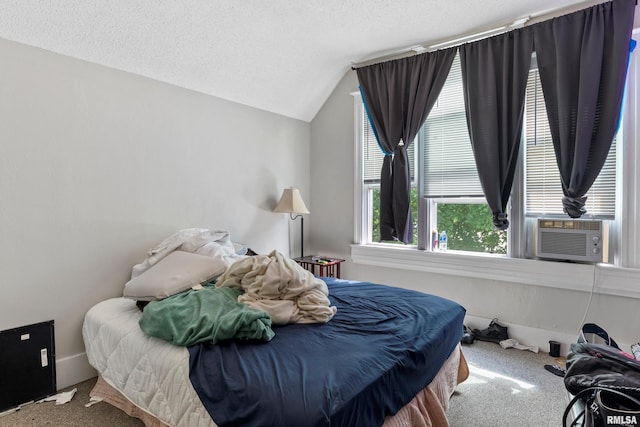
(294, 256, 345, 278)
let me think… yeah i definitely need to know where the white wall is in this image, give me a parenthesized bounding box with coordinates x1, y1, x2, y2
(0, 37, 310, 389)
(309, 22, 640, 355)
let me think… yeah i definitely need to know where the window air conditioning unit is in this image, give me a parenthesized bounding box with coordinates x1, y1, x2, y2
(535, 219, 608, 263)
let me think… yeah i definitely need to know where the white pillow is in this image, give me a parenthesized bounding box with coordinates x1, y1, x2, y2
(123, 250, 227, 301)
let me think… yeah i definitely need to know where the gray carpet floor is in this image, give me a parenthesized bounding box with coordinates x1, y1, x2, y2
(0, 378, 142, 427)
(448, 340, 568, 426)
(0, 340, 568, 426)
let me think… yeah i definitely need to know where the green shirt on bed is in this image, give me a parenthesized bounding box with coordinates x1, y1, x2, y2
(139, 285, 275, 346)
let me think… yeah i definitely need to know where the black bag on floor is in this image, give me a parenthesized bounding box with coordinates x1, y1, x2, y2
(564, 343, 640, 426)
(565, 343, 640, 398)
(564, 387, 640, 427)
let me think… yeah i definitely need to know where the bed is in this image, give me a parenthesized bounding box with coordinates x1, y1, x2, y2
(82, 230, 469, 427)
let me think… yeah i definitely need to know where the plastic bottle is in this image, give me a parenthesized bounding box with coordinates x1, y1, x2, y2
(431, 230, 438, 251)
(439, 230, 448, 252)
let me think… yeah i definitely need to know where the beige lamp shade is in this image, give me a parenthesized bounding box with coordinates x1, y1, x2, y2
(274, 188, 310, 214)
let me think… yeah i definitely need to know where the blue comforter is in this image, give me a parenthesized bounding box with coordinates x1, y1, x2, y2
(188, 278, 465, 427)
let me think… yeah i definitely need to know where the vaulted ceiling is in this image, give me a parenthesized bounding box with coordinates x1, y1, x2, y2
(0, 1, 600, 122)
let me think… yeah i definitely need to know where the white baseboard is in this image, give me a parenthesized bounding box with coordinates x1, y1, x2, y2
(464, 315, 580, 358)
(55, 352, 96, 390)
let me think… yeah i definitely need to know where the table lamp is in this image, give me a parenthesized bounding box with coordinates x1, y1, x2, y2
(274, 188, 310, 258)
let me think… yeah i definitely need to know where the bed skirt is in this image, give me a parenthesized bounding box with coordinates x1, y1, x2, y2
(90, 344, 468, 427)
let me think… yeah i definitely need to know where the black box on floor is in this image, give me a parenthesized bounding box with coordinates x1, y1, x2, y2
(0, 320, 56, 412)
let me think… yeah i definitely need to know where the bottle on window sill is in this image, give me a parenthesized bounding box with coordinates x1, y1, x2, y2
(439, 230, 448, 252)
(431, 230, 438, 251)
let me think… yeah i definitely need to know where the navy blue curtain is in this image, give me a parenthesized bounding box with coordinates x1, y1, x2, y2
(356, 48, 456, 243)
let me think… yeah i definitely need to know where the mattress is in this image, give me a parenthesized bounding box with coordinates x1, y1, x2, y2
(83, 279, 468, 427)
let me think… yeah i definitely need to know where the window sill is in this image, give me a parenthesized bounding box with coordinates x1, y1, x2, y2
(350, 244, 640, 299)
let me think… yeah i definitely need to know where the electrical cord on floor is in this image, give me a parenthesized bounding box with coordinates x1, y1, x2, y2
(543, 264, 597, 379)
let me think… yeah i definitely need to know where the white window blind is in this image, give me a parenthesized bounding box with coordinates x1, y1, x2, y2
(362, 107, 415, 183)
(524, 67, 617, 218)
(421, 54, 483, 198)
(362, 117, 384, 183)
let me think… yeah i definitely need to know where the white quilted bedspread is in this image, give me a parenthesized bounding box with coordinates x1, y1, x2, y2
(82, 297, 464, 427)
(82, 297, 216, 427)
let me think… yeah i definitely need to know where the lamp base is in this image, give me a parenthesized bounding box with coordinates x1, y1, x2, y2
(300, 215, 304, 258)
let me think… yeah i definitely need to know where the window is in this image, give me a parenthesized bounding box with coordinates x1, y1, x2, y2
(360, 54, 507, 254)
(357, 52, 624, 261)
(524, 66, 617, 218)
(362, 94, 417, 244)
(420, 54, 506, 254)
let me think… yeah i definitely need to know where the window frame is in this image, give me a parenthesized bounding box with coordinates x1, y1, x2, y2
(522, 62, 617, 219)
(355, 58, 626, 261)
(424, 196, 509, 254)
(351, 30, 640, 298)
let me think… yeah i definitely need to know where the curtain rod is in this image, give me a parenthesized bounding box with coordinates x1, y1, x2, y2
(350, 0, 611, 69)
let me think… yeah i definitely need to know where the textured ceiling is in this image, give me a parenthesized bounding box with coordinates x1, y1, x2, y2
(0, 0, 594, 122)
